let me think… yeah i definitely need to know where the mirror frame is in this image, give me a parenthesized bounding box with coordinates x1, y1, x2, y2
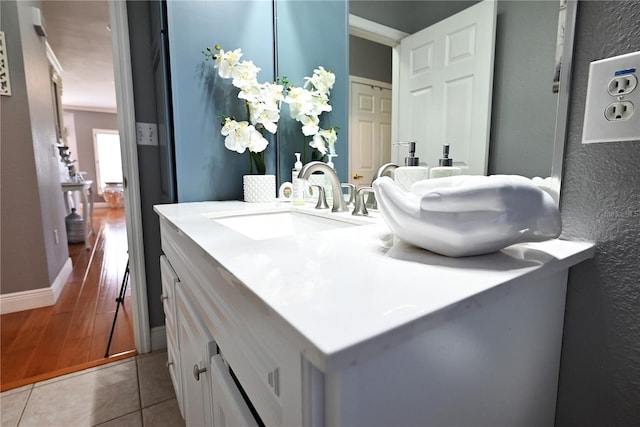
(348, 0, 578, 205)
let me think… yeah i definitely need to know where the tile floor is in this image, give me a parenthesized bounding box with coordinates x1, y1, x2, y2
(0, 351, 184, 427)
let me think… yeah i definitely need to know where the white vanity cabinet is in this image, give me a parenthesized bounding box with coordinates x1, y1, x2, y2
(155, 201, 595, 427)
(159, 217, 305, 426)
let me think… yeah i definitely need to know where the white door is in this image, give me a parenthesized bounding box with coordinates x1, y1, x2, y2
(349, 78, 393, 187)
(397, 0, 496, 175)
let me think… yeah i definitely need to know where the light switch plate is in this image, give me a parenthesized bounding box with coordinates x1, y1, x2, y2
(582, 51, 640, 144)
(136, 122, 158, 146)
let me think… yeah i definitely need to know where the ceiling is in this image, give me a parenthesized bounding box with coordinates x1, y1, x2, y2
(41, 1, 117, 112)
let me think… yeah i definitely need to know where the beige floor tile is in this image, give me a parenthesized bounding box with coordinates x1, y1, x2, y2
(93, 411, 142, 427)
(19, 359, 140, 427)
(142, 398, 184, 427)
(0, 387, 31, 427)
(34, 358, 133, 388)
(137, 351, 175, 408)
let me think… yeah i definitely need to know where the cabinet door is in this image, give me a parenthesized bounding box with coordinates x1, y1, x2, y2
(177, 284, 215, 427)
(210, 355, 259, 427)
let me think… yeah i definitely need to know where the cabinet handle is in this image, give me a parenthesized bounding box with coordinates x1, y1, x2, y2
(193, 364, 207, 381)
(160, 294, 168, 302)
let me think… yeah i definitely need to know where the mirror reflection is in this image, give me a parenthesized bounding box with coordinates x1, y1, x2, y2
(348, 0, 566, 185)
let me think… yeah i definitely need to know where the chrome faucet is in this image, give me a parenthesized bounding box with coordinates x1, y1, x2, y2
(367, 163, 399, 209)
(298, 161, 349, 212)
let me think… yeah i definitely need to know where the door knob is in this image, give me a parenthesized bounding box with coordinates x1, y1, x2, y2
(353, 173, 363, 179)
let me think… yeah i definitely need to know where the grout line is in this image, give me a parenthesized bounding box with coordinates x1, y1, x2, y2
(90, 408, 142, 427)
(16, 383, 34, 427)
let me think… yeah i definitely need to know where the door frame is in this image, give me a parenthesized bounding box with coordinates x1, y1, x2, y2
(109, 0, 151, 353)
(349, 14, 406, 164)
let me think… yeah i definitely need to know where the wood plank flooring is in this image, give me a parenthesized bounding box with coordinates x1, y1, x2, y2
(1, 207, 136, 392)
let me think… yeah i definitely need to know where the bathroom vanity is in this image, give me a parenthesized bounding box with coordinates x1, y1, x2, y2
(154, 201, 594, 426)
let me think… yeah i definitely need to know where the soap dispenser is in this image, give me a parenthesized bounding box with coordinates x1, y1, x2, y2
(393, 141, 430, 191)
(292, 153, 305, 205)
(429, 144, 462, 179)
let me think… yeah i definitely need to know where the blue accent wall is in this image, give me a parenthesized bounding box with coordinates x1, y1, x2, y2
(274, 0, 349, 184)
(167, 1, 275, 202)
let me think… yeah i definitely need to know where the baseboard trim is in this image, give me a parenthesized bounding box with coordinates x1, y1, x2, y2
(0, 257, 73, 315)
(150, 326, 167, 351)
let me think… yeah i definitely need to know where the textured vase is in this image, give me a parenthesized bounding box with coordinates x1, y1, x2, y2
(243, 174, 276, 203)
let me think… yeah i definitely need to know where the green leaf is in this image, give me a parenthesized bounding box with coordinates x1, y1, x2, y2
(249, 152, 266, 175)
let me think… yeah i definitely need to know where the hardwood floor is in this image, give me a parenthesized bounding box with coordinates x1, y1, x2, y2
(1, 207, 136, 392)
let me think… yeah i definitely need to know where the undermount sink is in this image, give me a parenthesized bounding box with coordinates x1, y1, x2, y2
(209, 210, 362, 240)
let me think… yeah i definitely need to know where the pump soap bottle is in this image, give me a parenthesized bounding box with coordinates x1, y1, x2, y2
(393, 141, 430, 191)
(429, 144, 462, 179)
(292, 153, 305, 205)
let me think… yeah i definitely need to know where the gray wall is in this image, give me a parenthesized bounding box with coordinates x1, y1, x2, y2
(488, 0, 558, 177)
(349, 35, 392, 83)
(65, 110, 119, 202)
(555, 1, 640, 425)
(127, 0, 166, 329)
(1, 0, 69, 294)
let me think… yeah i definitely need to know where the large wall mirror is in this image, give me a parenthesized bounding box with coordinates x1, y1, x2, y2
(275, 0, 576, 203)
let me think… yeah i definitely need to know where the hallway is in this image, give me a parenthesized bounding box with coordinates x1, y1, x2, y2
(1, 207, 135, 392)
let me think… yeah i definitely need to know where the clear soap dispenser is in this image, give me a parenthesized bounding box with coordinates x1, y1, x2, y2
(393, 141, 429, 191)
(429, 144, 462, 178)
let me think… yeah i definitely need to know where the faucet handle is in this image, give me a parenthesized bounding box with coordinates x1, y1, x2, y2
(310, 185, 330, 210)
(352, 187, 375, 216)
(341, 183, 356, 207)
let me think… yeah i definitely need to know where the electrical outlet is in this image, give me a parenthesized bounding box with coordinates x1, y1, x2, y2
(608, 73, 637, 95)
(136, 122, 158, 146)
(582, 51, 640, 144)
(604, 101, 635, 121)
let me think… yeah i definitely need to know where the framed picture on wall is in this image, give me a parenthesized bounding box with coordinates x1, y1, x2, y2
(0, 31, 12, 96)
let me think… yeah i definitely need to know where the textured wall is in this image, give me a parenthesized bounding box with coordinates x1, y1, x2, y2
(555, 1, 640, 425)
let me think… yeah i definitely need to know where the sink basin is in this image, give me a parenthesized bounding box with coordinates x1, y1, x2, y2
(210, 210, 361, 240)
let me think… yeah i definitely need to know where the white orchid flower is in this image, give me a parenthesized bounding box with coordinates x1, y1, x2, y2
(214, 48, 243, 79)
(231, 60, 260, 89)
(249, 102, 280, 134)
(238, 82, 261, 103)
(299, 114, 320, 136)
(304, 66, 335, 94)
(221, 119, 250, 153)
(310, 132, 328, 155)
(284, 86, 314, 119)
(261, 82, 284, 106)
(308, 92, 332, 115)
(319, 128, 338, 155)
(246, 126, 269, 153)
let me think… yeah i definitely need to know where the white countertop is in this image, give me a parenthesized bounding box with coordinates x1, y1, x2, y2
(154, 200, 595, 372)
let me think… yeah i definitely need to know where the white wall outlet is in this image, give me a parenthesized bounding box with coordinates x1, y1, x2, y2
(136, 122, 158, 146)
(582, 51, 640, 144)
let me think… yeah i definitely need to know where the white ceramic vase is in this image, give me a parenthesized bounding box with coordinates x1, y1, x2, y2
(243, 174, 276, 203)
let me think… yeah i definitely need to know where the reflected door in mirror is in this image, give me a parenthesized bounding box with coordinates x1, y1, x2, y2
(349, 79, 392, 187)
(397, 0, 496, 174)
